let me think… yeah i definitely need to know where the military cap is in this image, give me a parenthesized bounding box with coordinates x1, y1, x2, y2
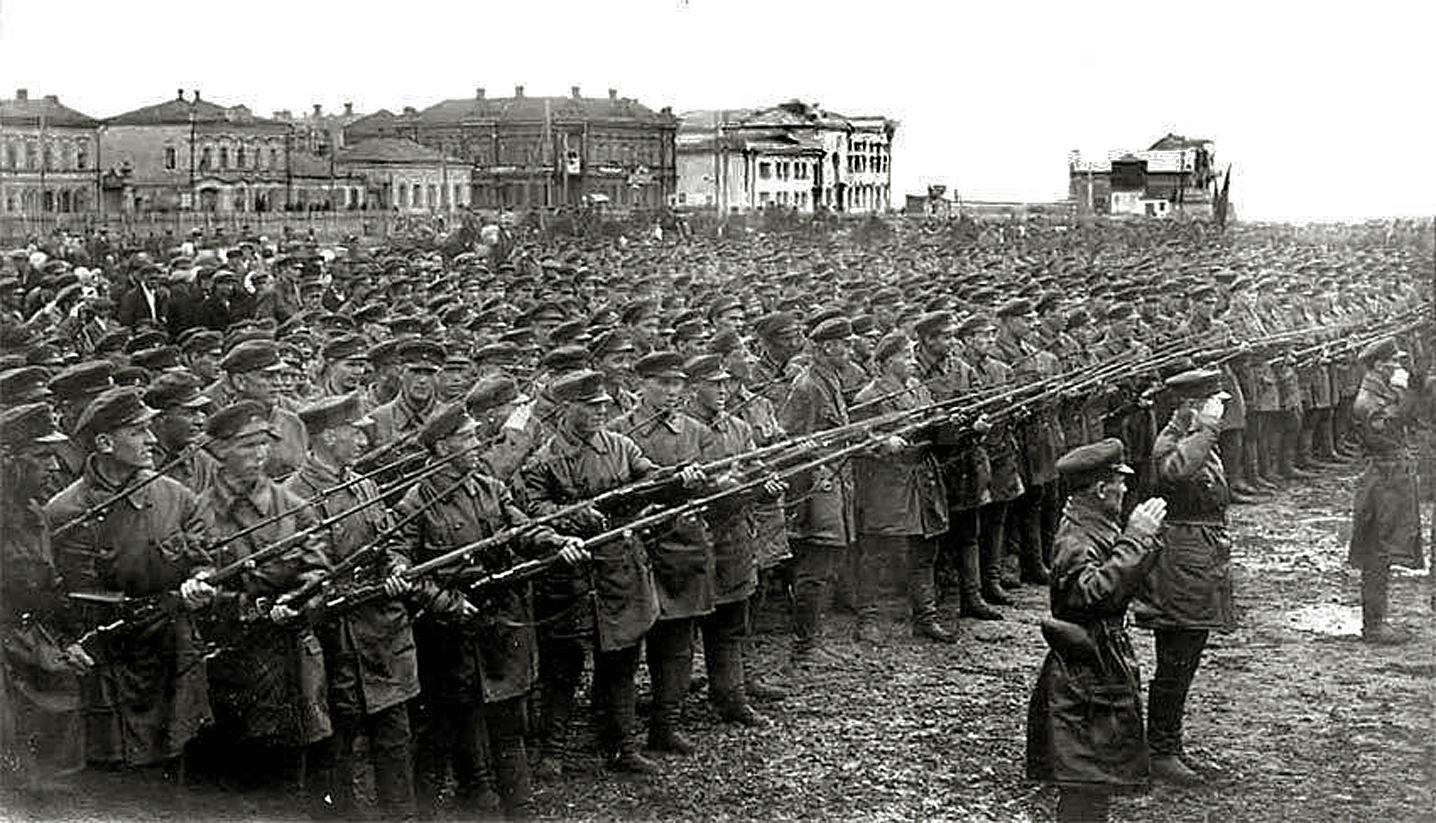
(418, 401, 475, 448)
(589, 329, 637, 358)
(620, 300, 659, 326)
(1056, 437, 1134, 484)
(851, 314, 876, 337)
(395, 339, 446, 370)
(873, 331, 913, 364)
(528, 301, 567, 324)
(752, 312, 799, 340)
(671, 319, 707, 344)
(352, 303, 388, 325)
(24, 342, 65, 368)
(177, 328, 222, 354)
(1034, 291, 1063, 315)
(708, 328, 742, 356)
(144, 371, 212, 410)
(550, 369, 613, 404)
(540, 345, 591, 374)
(1104, 304, 1135, 322)
(126, 329, 168, 353)
(212, 269, 240, 286)
(76, 386, 159, 442)
(48, 360, 115, 401)
(1359, 337, 1405, 366)
(221, 339, 285, 373)
(683, 354, 730, 382)
(94, 328, 132, 355)
(913, 311, 955, 339)
(132, 346, 182, 372)
(870, 286, 903, 307)
(550, 319, 591, 346)
(810, 317, 855, 344)
(0, 366, 54, 404)
(499, 328, 537, 348)
(1165, 368, 1231, 400)
(299, 394, 374, 435)
(111, 365, 149, 386)
(465, 376, 521, 416)
(635, 351, 686, 380)
(955, 313, 996, 336)
(996, 298, 1034, 318)
(205, 400, 278, 441)
(0, 401, 69, 447)
(323, 334, 370, 362)
(706, 295, 743, 320)
(388, 315, 428, 337)
(475, 341, 522, 365)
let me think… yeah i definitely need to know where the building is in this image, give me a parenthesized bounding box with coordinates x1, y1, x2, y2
(345, 86, 678, 210)
(0, 89, 101, 216)
(675, 101, 897, 214)
(1069, 134, 1217, 217)
(274, 102, 366, 158)
(336, 137, 472, 212)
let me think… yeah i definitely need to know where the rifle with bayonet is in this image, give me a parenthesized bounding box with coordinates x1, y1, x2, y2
(52, 438, 212, 537)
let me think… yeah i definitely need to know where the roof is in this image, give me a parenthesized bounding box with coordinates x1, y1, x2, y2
(108, 94, 282, 127)
(287, 150, 362, 178)
(1148, 133, 1212, 151)
(338, 137, 465, 166)
(0, 94, 99, 128)
(416, 92, 676, 127)
(676, 109, 757, 133)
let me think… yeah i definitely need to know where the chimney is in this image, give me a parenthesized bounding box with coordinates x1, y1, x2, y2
(44, 95, 57, 103)
(403, 106, 417, 116)
(176, 88, 185, 101)
(193, 89, 201, 101)
(313, 103, 322, 117)
(475, 87, 485, 100)
(608, 88, 617, 101)
(514, 85, 524, 99)
(14, 88, 27, 101)
(344, 102, 353, 116)
(571, 86, 581, 99)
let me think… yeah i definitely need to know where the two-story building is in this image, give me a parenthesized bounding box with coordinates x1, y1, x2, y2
(675, 101, 896, 214)
(0, 89, 101, 216)
(1069, 134, 1217, 217)
(345, 86, 678, 210)
(336, 137, 472, 212)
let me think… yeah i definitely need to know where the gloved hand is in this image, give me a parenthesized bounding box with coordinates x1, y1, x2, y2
(1196, 395, 1225, 427)
(1391, 367, 1410, 389)
(1126, 497, 1168, 541)
(180, 571, 217, 610)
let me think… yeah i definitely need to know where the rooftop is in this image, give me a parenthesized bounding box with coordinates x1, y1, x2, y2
(0, 90, 99, 128)
(107, 90, 283, 127)
(338, 137, 466, 166)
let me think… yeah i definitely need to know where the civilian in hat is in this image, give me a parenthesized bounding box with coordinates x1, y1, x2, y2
(1132, 368, 1236, 786)
(369, 339, 445, 449)
(190, 400, 333, 776)
(683, 353, 783, 726)
(145, 370, 217, 492)
(1346, 338, 1423, 645)
(779, 315, 860, 671)
(614, 351, 721, 754)
(285, 395, 418, 820)
(0, 402, 89, 791)
(395, 401, 584, 817)
(850, 332, 955, 643)
(214, 339, 309, 481)
(1027, 438, 1169, 823)
(522, 369, 684, 778)
(45, 386, 214, 772)
(116, 262, 167, 328)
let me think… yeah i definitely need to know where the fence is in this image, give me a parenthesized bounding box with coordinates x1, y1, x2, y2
(0, 211, 404, 246)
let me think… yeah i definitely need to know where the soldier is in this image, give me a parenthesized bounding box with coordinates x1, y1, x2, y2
(851, 332, 954, 643)
(187, 401, 333, 789)
(212, 340, 309, 481)
(780, 317, 860, 670)
(521, 370, 673, 777)
(1347, 339, 1425, 645)
(466, 375, 539, 484)
(1, 403, 90, 793)
(1026, 438, 1168, 823)
(369, 339, 445, 449)
(1132, 369, 1236, 786)
(143, 371, 218, 492)
(613, 351, 717, 754)
(316, 334, 371, 401)
(399, 401, 585, 816)
(46, 387, 213, 777)
(286, 395, 419, 820)
(177, 329, 224, 385)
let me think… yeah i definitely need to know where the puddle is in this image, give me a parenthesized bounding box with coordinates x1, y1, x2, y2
(1285, 603, 1362, 637)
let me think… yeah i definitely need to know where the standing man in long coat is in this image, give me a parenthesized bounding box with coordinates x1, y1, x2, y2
(1347, 338, 1426, 644)
(1027, 438, 1167, 823)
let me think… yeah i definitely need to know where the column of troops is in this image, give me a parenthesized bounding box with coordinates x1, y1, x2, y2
(0, 220, 1429, 820)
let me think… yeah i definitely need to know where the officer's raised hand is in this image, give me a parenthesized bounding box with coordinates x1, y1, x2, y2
(1126, 497, 1168, 540)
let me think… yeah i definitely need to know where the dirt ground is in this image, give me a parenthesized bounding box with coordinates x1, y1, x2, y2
(6, 461, 1433, 823)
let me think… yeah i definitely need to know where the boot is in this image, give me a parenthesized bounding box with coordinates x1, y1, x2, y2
(646, 628, 697, 756)
(609, 744, 661, 775)
(913, 619, 957, 644)
(1150, 754, 1205, 786)
(851, 617, 881, 644)
(1360, 561, 1406, 644)
(981, 580, 1015, 606)
(717, 700, 771, 728)
(959, 591, 1003, 620)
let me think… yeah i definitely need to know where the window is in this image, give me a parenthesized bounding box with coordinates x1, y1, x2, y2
(25, 143, 37, 170)
(428, 185, 438, 208)
(42, 145, 53, 171)
(164, 147, 177, 170)
(269, 148, 279, 169)
(219, 147, 229, 169)
(4, 143, 15, 169)
(453, 184, 463, 206)
(236, 146, 246, 169)
(75, 144, 88, 171)
(398, 184, 408, 207)
(758, 161, 772, 180)
(200, 147, 212, 171)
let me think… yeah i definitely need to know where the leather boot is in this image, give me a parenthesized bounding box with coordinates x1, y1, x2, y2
(609, 742, 661, 775)
(959, 590, 1003, 620)
(913, 619, 957, 644)
(646, 627, 697, 756)
(1150, 754, 1205, 786)
(1360, 560, 1406, 644)
(851, 617, 881, 644)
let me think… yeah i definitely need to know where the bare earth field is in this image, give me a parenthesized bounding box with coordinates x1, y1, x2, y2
(6, 462, 1433, 823)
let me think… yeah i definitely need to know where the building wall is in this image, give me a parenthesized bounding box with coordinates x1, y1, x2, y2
(343, 163, 473, 212)
(0, 125, 99, 214)
(101, 123, 292, 212)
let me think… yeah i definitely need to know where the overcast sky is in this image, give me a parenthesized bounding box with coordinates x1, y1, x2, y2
(3, 0, 1432, 222)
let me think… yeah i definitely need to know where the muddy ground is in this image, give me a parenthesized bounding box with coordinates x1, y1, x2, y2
(6, 461, 1433, 822)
